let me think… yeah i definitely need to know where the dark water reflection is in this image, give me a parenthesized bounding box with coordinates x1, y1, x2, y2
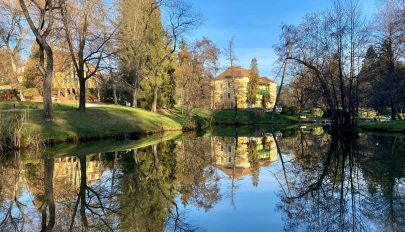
(0, 129, 404, 231)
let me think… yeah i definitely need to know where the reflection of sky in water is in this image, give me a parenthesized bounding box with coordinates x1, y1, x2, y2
(178, 160, 285, 231)
(9, 187, 42, 231)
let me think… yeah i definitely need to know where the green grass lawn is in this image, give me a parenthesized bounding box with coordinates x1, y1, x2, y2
(359, 120, 405, 133)
(1, 103, 183, 145)
(0, 102, 299, 147)
(163, 108, 213, 129)
(213, 109, 299, 125)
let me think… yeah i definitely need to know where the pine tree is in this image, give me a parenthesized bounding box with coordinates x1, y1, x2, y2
(118, 0, 148, 107)
(117, 0, 167, 110)
(24, 43, 42, 92)
(247, 58, 260, 107)
(358, 46, 380, 110)
(146, 5, 170, 112)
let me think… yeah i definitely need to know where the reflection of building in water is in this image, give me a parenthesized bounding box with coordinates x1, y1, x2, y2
(53, 154, 105, 188)
(22, 154, 106, 210)
(211, 136, 278, 178)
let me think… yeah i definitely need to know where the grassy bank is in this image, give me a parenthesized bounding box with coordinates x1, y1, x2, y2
(359, 120, 405, 133)
(161, 108, 298, 128)
(213, 109, 299, 125)
(0, 103, 185, 146)
(160, 108, 213, 130)
(0, 103, 300, 148)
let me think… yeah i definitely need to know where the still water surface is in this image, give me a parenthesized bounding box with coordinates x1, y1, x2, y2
(0, 128, 404, 231)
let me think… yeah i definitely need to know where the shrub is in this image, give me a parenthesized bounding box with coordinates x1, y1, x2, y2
(311, 108, 323, 117)
(253, 109, 265, 118)
(0, 112, 27, 150)
(282, 106, 298, 116)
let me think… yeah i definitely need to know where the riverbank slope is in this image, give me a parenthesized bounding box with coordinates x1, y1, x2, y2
(0, 103, 301, 148)
(1, 103, 186, 146)
(359, 120, 405, 134)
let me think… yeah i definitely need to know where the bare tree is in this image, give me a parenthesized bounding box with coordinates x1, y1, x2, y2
(272, 26, 293, 116)
(275, 0, 366, 131)
(60, 0, 115, 112)
(19, 0, 57, 120)
(223, 37, 239, 117)
(0, 0, 28, 101)
(174, 37, 219, 115)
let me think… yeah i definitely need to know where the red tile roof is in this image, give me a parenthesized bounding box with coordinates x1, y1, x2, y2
(259, 76, 273, 84)
(216, 66, 251, 79)
(215, 66, 274, 84)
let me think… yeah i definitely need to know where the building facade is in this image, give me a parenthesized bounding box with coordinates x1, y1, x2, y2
(212, 66, 277, 109)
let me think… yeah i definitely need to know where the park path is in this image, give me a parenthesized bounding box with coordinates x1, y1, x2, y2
(0, 103, 108, 112)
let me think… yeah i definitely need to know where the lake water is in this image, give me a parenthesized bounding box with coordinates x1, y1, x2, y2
(0, 128, 404, 231)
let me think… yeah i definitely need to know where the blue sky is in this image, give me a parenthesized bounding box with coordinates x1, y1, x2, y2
(186, 0, 381, 80)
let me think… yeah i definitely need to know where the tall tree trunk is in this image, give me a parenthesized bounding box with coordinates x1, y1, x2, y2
(151, 74, 158, 112)
(151, 85, 158, 112)
(108, 56, 118, 105)
(43, 49, 53, 120)
(113, 84, 118, 105)
(79, 78, 86, 112)
(16, 83, 26, 102)
(390, 98, 397, 120)
(19, 0, 55, 120)
(132, 87, 138, 108)
(272, 59, 288, 117)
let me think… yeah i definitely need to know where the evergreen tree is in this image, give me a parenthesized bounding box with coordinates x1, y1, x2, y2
(378, 39, 401, 119)
(117, 0, 167, 110)
(359, 43, 404, 119)
(23, 43, 42, 93)
(359, 46, 381, 111)
(159, 66, 176, 109)
(262, 92, 271, 109)
(247, 58, 260, 107)
(146, 6, 170, 112)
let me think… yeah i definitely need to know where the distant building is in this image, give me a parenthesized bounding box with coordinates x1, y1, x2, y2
(212, 66, 277, 109)
(19, 47, 101, 101)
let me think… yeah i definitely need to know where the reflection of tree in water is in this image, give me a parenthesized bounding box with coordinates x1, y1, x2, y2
(247, 140, 260, 187)
(0, 152, 27, 231)
(65, 154, 121, 231)
(275, 132, 405, 232)
(359, 135, 405, 231)
(0, 138, 222, 231)
(0, 152, 56, 231)
(175, 137, 221, 211)
(119, 140, 198, 231)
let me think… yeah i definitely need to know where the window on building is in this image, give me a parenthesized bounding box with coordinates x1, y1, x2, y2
(228, 82, 231, 89)
(228, 92, 231, 99)
(228, 146, 232, 153)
